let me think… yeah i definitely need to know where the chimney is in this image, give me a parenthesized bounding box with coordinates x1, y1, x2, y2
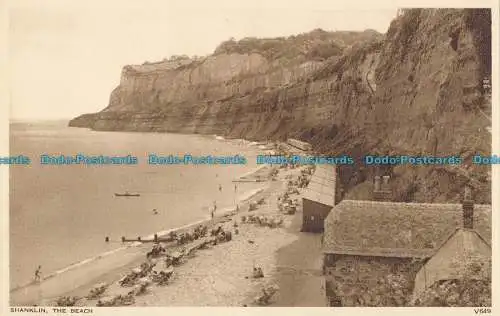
(374, 176, 381, 191)
(462, 186, 474, 229)
(382, 175, 390, 192)
(373, 175, 392, 201)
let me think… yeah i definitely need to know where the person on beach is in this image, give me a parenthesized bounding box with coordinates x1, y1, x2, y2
(152, 208, 158, 215)
(219, 184, 222, 192)
(34, 265, 41, 282)
(234, 184, 237, 192)
(211, 201, 217, 218)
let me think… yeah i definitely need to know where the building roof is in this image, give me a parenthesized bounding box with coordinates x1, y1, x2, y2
(412, 228, 491, 301)
(302, 189, 335, 207)
(302, 165, 336, 207)
(314, 164, 336, 178)
(307, 178, 336, 193)
(323, 200, 491, 258)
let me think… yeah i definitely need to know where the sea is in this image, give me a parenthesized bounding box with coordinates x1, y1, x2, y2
(9, 120, 264, 290)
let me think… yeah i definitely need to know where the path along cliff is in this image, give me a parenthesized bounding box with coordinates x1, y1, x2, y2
(70, 9, 492, 204)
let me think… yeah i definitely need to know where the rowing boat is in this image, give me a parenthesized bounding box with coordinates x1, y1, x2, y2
(114, 193, 140, 197)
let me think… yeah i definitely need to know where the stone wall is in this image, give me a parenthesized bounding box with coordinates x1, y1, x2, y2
(323, 254, 425, 306)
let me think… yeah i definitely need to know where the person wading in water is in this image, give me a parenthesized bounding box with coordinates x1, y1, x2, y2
(211, 201, 217, 219)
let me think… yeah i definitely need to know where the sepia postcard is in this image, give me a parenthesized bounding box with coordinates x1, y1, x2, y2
(1, 0, 498, 315)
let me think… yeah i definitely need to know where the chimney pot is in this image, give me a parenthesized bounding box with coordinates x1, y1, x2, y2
(463, 201, 474, 229)
(374, 176, 381, 191)
(464, 186, 472, 201)
(462, 186, 474, 229)
(382, 175, 391, 192)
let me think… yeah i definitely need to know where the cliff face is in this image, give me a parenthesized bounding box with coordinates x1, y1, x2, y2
(70, 9, 492, 203)
(315, 8, 492, 204)
(69, 29, 382, 135)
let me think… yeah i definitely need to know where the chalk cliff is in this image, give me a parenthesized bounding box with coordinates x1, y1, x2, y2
(70, 9, 492, 203)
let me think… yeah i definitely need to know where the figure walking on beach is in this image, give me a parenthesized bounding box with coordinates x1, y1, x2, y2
(34, 265, 41, 282)
(219, 184, 222, 192)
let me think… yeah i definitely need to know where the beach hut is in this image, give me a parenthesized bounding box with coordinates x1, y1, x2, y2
(301, 164, 337, 233)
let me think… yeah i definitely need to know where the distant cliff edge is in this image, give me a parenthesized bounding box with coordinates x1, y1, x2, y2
(70, 9, 492, 203)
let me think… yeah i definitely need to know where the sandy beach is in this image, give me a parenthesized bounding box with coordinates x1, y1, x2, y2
(11, 162, 326, 307)
(10, 123, 267, 290)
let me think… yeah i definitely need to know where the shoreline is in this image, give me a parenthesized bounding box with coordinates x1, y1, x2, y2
(10, 163, 324, 307)
(9, 164, 271, 305)
(235, 165, 270, 181)
(70, 164, 311, 307)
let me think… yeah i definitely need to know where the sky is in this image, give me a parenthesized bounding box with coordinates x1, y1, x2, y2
(8, 0, 399, 120)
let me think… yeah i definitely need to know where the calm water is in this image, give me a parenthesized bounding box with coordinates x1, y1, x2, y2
(9, 121, 262, 289)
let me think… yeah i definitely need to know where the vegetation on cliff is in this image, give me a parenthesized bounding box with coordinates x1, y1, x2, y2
(214, 28, 382, 63)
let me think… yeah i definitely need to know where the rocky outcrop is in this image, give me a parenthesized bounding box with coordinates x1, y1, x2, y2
(70, 9, 492, 203)
(325, 9, 492, 203)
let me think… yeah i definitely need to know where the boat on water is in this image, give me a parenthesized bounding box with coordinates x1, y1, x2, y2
(114, 192, 140, 197)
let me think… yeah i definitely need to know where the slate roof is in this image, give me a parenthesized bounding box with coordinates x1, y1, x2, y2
(323, 200, 491, 258)
(302, 190, 335, 207)
(313, 164, 336, 178)
(302, 165, 336, 207)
